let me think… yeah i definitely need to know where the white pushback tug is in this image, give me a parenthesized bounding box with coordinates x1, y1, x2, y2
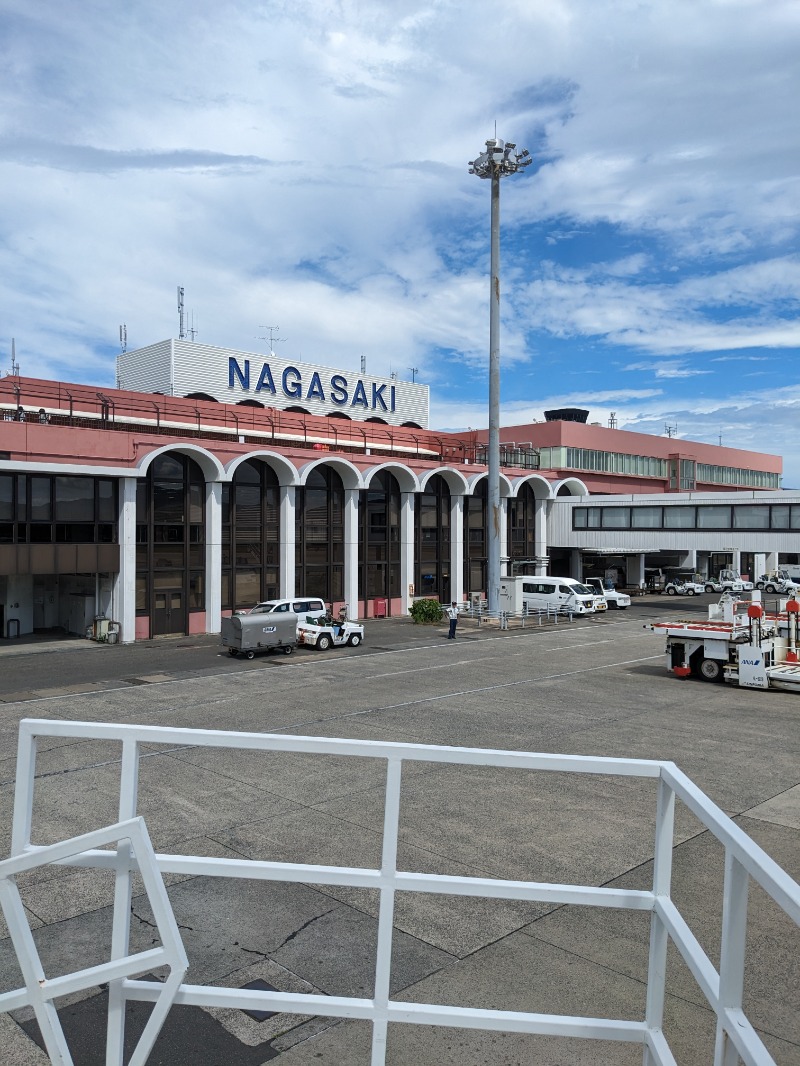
(647, 590, 800, 692)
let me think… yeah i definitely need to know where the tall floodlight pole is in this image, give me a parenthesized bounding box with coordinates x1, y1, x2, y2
(469, 138, 532, 613)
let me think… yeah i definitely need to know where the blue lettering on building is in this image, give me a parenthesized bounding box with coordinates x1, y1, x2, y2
(227, 359, 408, 416)
(255, 363, 276, 394)
(351, 380, 369, 408)
(306, 372, 326, 403)
(229, 358, 249, 390)
(282, 366, 303, 399)
(330, 374, 349, 405)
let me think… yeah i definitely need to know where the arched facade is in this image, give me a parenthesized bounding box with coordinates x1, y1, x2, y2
(135, 453, 206, 637)
(295, 466, 345, 602)
(415, 474, 451, 602)
(358, 469, 401, 614)
(222, 459, 281, 610)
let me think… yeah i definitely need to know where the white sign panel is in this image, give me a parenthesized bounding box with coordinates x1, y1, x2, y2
(736, 644, 769, 689)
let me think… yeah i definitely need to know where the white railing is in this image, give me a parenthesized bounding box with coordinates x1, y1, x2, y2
(1, 719, 798, 1066)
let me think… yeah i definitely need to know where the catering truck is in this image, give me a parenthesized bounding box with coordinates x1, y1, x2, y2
(647, 593, 800, 692)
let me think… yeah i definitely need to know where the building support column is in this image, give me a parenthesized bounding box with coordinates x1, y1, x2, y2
(205, 481, 222, 634)
(344, 488, 359, 617)
(400, 492, 415, 614)
(730, 548, 742, 574)
(680, 549, 697, 576)
(570, 549, 582, 580)
(534, 499, 548, 575)
(451, 495, 465, 604)
(499, 498, 508, 575)
(629, 553, 646, 590)
(279, 485, 296, 600)
(113, 477, 137, 644)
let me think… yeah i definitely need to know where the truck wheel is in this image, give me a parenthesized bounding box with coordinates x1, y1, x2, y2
(317, 634, 332, 651)
(228, 648, 238, 657)
(765, 583, 777, 593)
(686, 588, 696, 596)
(246, 650, 256, 660)
(704, 584, 715, 593)
(666, 586, 677, 595)
(699, 658, 723, 682)
(348, 633, 362, 646)
(756, 581, 765, 590)
(283, 645, 294, 655)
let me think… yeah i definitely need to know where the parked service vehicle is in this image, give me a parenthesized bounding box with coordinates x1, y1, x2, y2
(221, 612, 298, 659)
(249, 597, 327, 620)
(499, 575, 604, 615)
(585, 577, 631, 609)
(755, 570, 800, 594)
(707, 569, 753, 593)
(648, 593, 800, 692)
(296, 618, 365, 650)
(663, 579, 705, 596)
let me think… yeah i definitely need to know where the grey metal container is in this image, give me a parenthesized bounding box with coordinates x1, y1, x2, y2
(221, 612, 298, 659)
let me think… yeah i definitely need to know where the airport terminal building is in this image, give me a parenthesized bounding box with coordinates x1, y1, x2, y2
(0, 339, 793, 643)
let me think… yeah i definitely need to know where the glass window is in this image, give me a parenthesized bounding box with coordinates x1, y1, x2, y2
(55, 476, 94, 521)
(0, 475, 12, 521)
(602, 508, 630, 528)
(98, 480, 116, 522)
(30, 477, 51, 521)
(631, 506, 663, 528)
(573, 508, 587, 529)
(791, 506, 800, 530)
(697, 506, 731, 529)
(733, 505, 770, 530)
(663, 506, 696, 529)
(771, 505, 790, 529)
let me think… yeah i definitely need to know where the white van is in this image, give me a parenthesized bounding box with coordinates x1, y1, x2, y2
(500, 575, 603, 615)
(249, 597, 326, 620)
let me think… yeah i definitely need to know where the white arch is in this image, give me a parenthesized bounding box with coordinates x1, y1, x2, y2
(510, 473, 556, 500)
(225, 451, 300, 486)
(296, 455, 363, 491)
(362, 461, 420, 494)
(418, 466, 470, 495)
(135, 442, 225, 482)
(464, 470, 514, 498)
(552, 476, 590, 497)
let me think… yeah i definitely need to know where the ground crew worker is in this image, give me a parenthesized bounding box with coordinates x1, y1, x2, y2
(446, 601, 459, 639)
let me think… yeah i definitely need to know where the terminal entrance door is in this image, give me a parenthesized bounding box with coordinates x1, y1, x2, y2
(152, 588, 185, 636)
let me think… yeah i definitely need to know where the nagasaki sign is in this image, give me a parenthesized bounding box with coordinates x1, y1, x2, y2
(229, 358, 398, 415)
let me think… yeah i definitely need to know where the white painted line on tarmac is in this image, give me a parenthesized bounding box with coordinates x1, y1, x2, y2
(289, 653, 665, 725)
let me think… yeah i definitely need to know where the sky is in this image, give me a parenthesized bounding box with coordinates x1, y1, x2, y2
(1, 0, 799, 481)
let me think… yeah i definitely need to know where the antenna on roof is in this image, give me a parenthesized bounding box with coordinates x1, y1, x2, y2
(361, 354, 366, 374)
(664, 422, 677, 438)
(188, 311, 197, 342)
(258, 326, 284, 357)
(177, 286, 186, 339)
(119, 324, 127, 354)
(408, 366, 419, 383)
(608, 411, 617, 429)
(8, 338, 20, 377)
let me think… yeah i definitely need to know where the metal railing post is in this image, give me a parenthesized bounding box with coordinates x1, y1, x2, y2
(107, 740, 141, 1065)
(714, 853, 749, 1065)
(643, 776, 675, 1064)
(371, 758, 403, 1066)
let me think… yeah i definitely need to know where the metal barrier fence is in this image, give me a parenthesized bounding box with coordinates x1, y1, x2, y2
(2, 718, 799, 1066)
(460, 603, 578, 628)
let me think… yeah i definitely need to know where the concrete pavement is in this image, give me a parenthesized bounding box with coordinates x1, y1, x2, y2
(0, 601, 798, 1064)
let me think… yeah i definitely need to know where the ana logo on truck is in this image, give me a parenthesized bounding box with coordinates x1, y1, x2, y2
(741, 658, 762, 666)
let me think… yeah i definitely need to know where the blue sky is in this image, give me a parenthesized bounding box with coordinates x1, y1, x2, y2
(1, 0, 799, 480)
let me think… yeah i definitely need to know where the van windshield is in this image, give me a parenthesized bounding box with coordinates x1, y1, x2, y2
(571, 583, 593, 596)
